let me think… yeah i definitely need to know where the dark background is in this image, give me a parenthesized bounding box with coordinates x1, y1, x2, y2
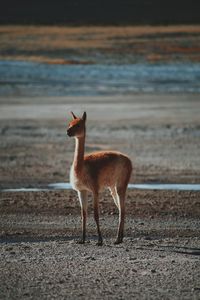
(0, 0, 199, 25)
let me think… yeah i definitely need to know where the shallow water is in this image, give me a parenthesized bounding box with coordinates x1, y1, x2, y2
(0, 61, 200, 96)
(1, 182, 200, 192)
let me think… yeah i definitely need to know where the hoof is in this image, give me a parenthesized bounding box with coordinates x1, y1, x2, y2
(76, 239, 85, 244)
(96, 240, 103, 246)
(114, 239, 123, 245)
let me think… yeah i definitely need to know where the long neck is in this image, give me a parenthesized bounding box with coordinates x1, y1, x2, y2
(73, 135, 85, 173)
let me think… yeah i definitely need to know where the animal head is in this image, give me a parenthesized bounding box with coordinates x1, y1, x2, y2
(67, 111, 87, 138)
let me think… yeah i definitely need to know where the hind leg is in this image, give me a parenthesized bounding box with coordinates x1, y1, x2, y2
(114, 163, 132, 244)
(109, 186, 120, 209)
(114, 186, 126, 244)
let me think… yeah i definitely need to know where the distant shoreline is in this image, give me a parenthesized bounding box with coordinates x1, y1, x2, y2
(1, 25, 200, 65)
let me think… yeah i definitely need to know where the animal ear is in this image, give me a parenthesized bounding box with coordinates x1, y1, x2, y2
(71, 111, 77, 119)
(82, 112, 87, 122)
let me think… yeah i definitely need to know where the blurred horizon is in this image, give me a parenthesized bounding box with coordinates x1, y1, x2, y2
(1, 25, 200, 96)
(1, 0, 200, 97)
(1, 0, 200, 25)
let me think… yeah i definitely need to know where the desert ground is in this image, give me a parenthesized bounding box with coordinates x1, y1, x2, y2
(0, 94, 200, 299)
(0, 26, 200, 299)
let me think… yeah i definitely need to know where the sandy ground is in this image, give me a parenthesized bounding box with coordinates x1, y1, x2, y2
(0, 214, 200, 300)
(0, 93, 200, 299)
(0, 94, 200, 185)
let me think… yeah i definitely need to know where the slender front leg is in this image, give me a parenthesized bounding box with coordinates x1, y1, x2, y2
(77, 190, 88, 244)
(93, 192, 103, 246)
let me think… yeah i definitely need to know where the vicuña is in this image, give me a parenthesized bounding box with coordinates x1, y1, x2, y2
(67, 111, 132, 245)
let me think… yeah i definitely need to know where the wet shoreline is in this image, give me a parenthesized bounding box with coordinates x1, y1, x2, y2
(1, 60, 200, 96)
(1, 182, 200, 193)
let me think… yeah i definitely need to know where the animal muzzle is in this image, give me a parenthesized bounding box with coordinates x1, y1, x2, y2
(67, 129, 73, 137)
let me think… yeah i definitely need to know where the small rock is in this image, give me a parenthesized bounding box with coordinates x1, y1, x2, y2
(59, 280, 65, 284)
(23, 245, 30, 250)
(144, 236, 152, 241)
(129, 257, 137, 261)
(85, 256, 96, 261)
(114, 283, 119, 287)
(131, 269, 137, 273)
(151, 269, 156, 274)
